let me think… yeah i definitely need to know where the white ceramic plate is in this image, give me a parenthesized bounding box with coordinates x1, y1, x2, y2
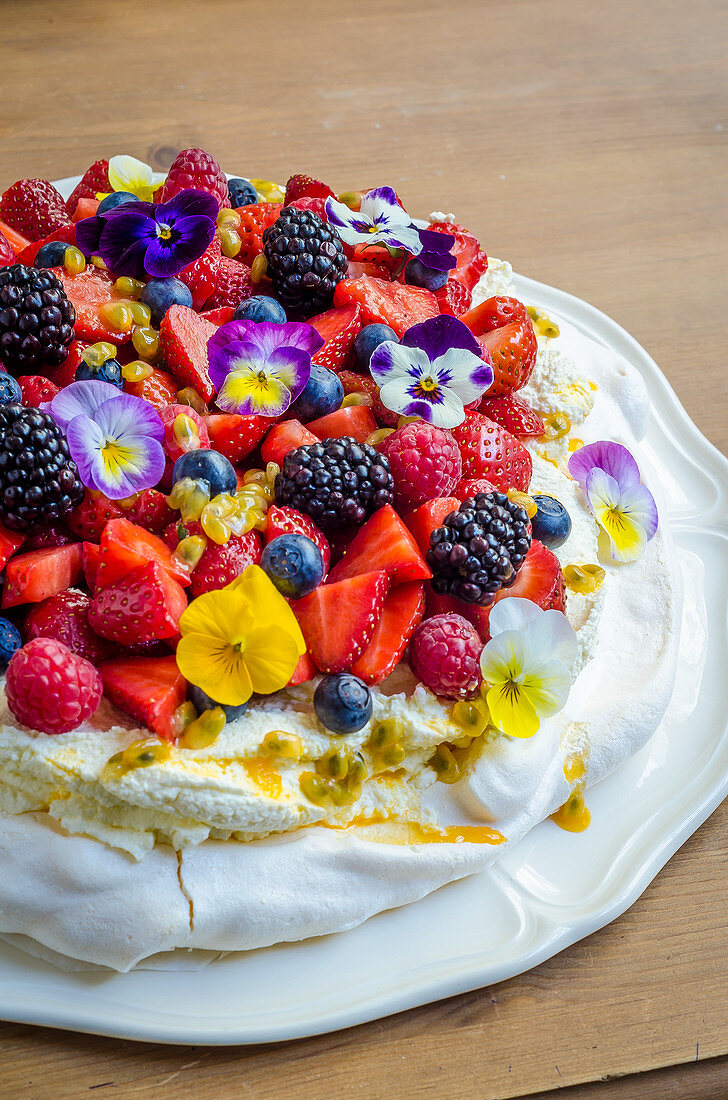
(0, 180, 725, 1044)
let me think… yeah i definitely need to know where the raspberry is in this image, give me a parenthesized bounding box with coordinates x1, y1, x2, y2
(24, 588, 114, 664)
(161, 147, 229, 209)
(5, 637, 103, 734)
(408, 613, 483, 699)
(378, 422, 462, 508)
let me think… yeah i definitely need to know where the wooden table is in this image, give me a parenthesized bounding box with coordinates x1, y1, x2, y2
(1, 0, 726, 1095)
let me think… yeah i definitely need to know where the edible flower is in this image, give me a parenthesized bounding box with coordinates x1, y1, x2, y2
(75, 189, 217, 280)
(207, 319, 322, 416)
(106, 155, 166, 203)
(479, 598, 578, 740)
(325, 186, 423, 255)
(568, 441, 658, 562)
(369, 314, 493, 428)
(176, 565, 306, 706)
(416, 227, 457, 272)
(45, 380, 165, 498)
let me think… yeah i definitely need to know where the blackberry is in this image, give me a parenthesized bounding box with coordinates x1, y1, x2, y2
(275, 437, 394, 531)
(262, 207, 347, 315)
(0, 403, 84, 532)
(0, 264, 75, 375)
(428, 492, 531, 606)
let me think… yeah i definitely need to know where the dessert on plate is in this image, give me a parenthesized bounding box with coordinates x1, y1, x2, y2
(0, 151, 679, 970)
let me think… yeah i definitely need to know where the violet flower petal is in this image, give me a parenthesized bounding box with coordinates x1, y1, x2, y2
(144, 213, 215, 277)
(417, 228, 457, 272)
(568, 440, 642, 491)
(161, 187, 220, 223)
(43, 379, 123, 431)
(66, 395, 165, 499)
(402, 314, 482, 359)
(98, 211, 156, 276)
(74, 216, 106, 257)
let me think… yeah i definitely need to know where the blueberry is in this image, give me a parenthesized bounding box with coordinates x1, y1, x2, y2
(233, 295, 287, 324)
(261, 533, 325, 599)
(0, 617, 22, 671)
(188, 684, 247, 723)
(140, 277, 193, 327)
(75, 357, 123, 388)
(404, 258, 448, 292)
(172, 449, 237, 498)
(0, 374, 22, 404)
(34, 241, 70, 269)
(227, 178, 259, 208)
(531, 494, 572, 549)
(288, 363, 343, 422)
(314, 673, 373, 734)
(353, 323, 398, 370)
(96, 191, 138, 215)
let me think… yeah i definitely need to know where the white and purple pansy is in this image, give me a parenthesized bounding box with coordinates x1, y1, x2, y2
(568, 440, 658, 562)
(415, 227, 457, 272)
(369, 314, 493, 429)
(44, 380, 165, 499)
(207, 319, 323, 417)
(325, 186, 424, 255)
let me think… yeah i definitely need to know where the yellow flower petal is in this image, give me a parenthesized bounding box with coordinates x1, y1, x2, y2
(218, 369, 291, 416)
(518, 661, 572, 718)
(230, 565, 306, 655)
(592, 503, 647, 562)
(176, 633, 254, 706)
(108, 155, 158, 202)
(486, 681, 541, 739)
(179, 586, 253, 641)
(243, 625, 304, 694)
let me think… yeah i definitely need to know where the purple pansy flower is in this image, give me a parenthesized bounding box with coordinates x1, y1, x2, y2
(75, 189, 217, 280)
(325, 187, 423, 254)
(416, 228, 457, 272)
(568, 441, 658, 562)
(369, 314, 493, 429)
(45, 380, 165, 499)
(207, 319, 323, 417)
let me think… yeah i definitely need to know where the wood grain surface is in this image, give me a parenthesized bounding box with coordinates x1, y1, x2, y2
(0, 0, 726, 1096)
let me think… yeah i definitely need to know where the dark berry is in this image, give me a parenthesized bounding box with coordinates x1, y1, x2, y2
(96, 191, 138, 214)
(530, 494, 572, 549)
(172, 448, 237, 498)
(226, 178, 259, 208)
(0, 373, 22, 404)
(0, 617, 22, 671)
(261, 533, 325, 598)
(404, 258, 448, 291)
(0, 264, 75, 375)
(263, 206, 347, 316)
(75, 356, 123, 388)
(34, 241, 70, 269)
(427, 491, 532, 606)
(140, 277, 193, 327)
(0, 402, 84, 531)
(188, 683, 247, 723)
(353, 323, 398, 371)
(288, 362, 343, 422)
(233, 294, 287, 324)
(314, 673, 372, 734)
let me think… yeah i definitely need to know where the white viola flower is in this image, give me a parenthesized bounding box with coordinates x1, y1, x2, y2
(107, 155, 166, 203)
(325, 186, 423, 253)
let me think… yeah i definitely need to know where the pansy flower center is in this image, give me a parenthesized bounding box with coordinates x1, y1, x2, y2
(100, 436, 136, 476)
(157, 222, 173, 241)
(418, 375, 439, 393)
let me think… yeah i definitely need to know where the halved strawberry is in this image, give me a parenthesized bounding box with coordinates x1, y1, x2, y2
(454, 477, 498, 499)
(334, 276, 439, 338)
(90, 560, 187, 644)
(263, 505, 330, 574)
(427, 221, 487, 292)
(236, 202, 280, 266)
(96, 518, 190, 589)
(403, 497, 460, 557)
(204, 255, 254, 310)
(0, 522, 26, 570)
(118, 489, 176, 536)
(351, 581, 425, 684)
(434, 279, 472, 317)
(288, 651, 318, 686)
(67, 489, 124, 541)
(82, 541, 100, 591)
(124, 366, 178, 409)
(200, 305, 235, 326)
(177, 238, 222, 311)
(478, 319, 537, 396)
(308, 303, 363, 372)
(480, 394, 544, 438)
(284, 174, 335, 204)
(0, 218, 31, 255)
(203, 413, 270, 464)
(100, 655, 187, 741)
(338, 370, 398, 427)
(159, 305, 217, 402)
(461, 294, 530, 335)
(307, 404, 377, 443)
(64, 159, 110, 216)
(58, 268, 133, 343)
(71, 197, 100, 222)
(291, 570, 389, 673)
(24, 588, 114, 664)
(1, 544, 83, 608)
(260, 419, 319, 466)
(17, 375, 59, 407)
(451, 411, 532, 493)
(328, 505, 431, 585)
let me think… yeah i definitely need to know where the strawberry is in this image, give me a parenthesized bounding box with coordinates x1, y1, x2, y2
(351, 581, 425, 684)
(203, 413, 270, 464)
(70, 197, 100, 222)
(119, 489, 176, 536)
(235, 202, 280, 266)
(451, 411, 532, 493)
(0, 229, 15, 267)
(351, 242, 401, 275)
(82, 541, 100, 591)
(288, 651, 318, 686)
(159, 404, 210, 463)
(403, 497, 460, 557)
(425, 589, 493, 642)
(291, 570, 390, 673)
(0, 179, 71, 242)
(338, 370, 399, 427)
(478, 320, 537, 396)
(334, 276, 439, 338)
(260, 420, 319, 466)
(284, 174, 335, 204)
(64, 159, 110, 216)
(328, 505, 431, 585)
(67, 490, 124, 541)
(47, 339, 87, 390)
(506, 539, 565, 613)
(161, 147, 229, 209)
(17, 375, 59, 407)
(0, 521, 26, 570)
(177, 238, 222, 311)
(58, 268, 133, 343)
(204, 255, 254, 311)
(263, 505, 331, 574)
(287, 197, 328, 220)
(308, 304, 363, 372)
(159, 305, 217, 401)
(427, 221, 487, 292)
(96, 518, 190, 589)
(90, 560, 187, 644)
(23, 525, 76, 551)
(24, 588, 114, 663)
(199, 305, 235, 326)
(461, 294, 530, 335)
(454, 477, 497, 499)
(1, 544, 83, 608)
(124, 366, 178, 409)
(307, 404, 377, 443)
(99, 655, 187, 741)
(434, 279, 472, 317)
(0, 219, 31, 255)
(15, 223, 77, 268)
(480, 394, 544, 438)
(165, 522, 262, 597)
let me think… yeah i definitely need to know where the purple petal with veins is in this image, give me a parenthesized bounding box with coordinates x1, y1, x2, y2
(144, 213, 215, 277)
(402, 314, 483, 359)
(43, 379, 124, 430)
(416, 228, 457, 271)
(162, 188, 219, 223)
(568, 440, 642, 492)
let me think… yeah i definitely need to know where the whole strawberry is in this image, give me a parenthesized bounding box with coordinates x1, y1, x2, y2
(67, 489, 123, 541)
(166, 521, 262, 597)
(5, 637, 103, 734)
(64, 159, 111, 216)
(177, 238, 222, 310)
(379, 422, 462, 508)
(161, 147, 229, 209)
(24, 589, 115, 664)
(480, 394, 544, 438)
(0, 179, 71, 242)
(451, 411, 532, 493)
(284, 174, 335, 204)
(204, 255, 255, 310)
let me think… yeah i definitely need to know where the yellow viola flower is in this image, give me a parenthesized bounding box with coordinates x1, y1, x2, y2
(176, 565, 305, 706)
(106, 155, 166, 203)
(479, 598, 577, 740)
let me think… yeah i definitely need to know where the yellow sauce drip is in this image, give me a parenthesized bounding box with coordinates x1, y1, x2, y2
(563, 753, 586, 783)
(243, 757, 282, 799)
(320, 818, 505, 846)
(551, 788, 591, 832)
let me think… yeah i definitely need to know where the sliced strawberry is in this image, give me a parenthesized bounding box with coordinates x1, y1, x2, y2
(461, 295, 530, 335)
(203, 413, 270, 465)
(100, 655, 187, 741)
(17, 375, 59, 407)
(308, 303, 363, 372)
(425, 589, 493, 642)
(338, 370, 399, 428)
(333, 276, 439, 338)
(403, 497, 461, 556)
(177, 238, 222, 311)
(261, 420, 319, 466)
(0, 230, 15, 267)
(96, 517, 190, 589)
(0, 522, 26, 570)
(288, 651, 318, 686)
(67, 490, 124, 542)
(503, 539, 565, 612)
(307, 404, 377, 443)
(427, 221, 487, 292)
(58, 268, 133, 343)
(187, 528, 261, 598)
(478, 319, 537, 396)
(71, 197, 100, 222)
(159, 305, 217, 402)
(64, 159, 110, 216)
(451, 411, 532, 493)
(480, 394, 544, 438)
(434, 279, 472, 317)
(291, 570, 390, 673)
(328, 505, 431, 585)
(124, 366, 178, 409)
(90, 560, 187, 644)
(236, 202, 280, 266)
(118, 489, 176, 536)
(454, 477, 497, 499)
(82, 541, 100, 591)
(1, 544, 83, 608)
(204, 255, 254, 310)
(351, 581, 425, 684)
(0, 218, 31, 255)
(263, 504, 330, 574)
(200, 305, 235, 326)
(16, 223, 77, 267)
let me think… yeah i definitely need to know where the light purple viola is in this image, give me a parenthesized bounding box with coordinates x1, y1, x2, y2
(75, 188, 217, 280)
(207, 319, 323, 417)
(45, 380, 165, 499)
(568, 441, 658, 562)
(369, 314, 493, 429)
(325, 187, 424, 255)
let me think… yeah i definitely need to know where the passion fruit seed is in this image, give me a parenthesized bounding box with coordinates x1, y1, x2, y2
(342, 392, 373, 408)
(527, 305, 560, 339)
(563, 563, 605, 594)
(90, 255, 107, 269)
(250, 254, 268, 282)
(176, 386, 208, 415)
(131, 325, 161, 361)
(81, 341, 117, 368)
(366, 428, 396, 448)
(216, 207, 241, 229)
(300, 752, 368, 806)
(100, 301, 134, 332)
(173, 412, 202, 452)
(262, 731, 303, 759)
(541, 412, 572, 441)
(114, 276, 145, 299)
(507, 488, 538, 518)
(106, 737, 172, 777)
(179, 706, 226, 750)
(366, 720, 406, 772)
(121, 360, 153, 383)
(568, 438, 584, 453)
(63, 245, 86, 275)
(217, 226, 242, 258)
(429, 743, 462, 784)
(168, 476, 211, 523)
(450, 697, 490, 737)
(337, 190, 364, 211)
(173, 534, 207, 571)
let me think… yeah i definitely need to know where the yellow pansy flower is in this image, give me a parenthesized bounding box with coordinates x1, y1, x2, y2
(106, 155, 166, 203)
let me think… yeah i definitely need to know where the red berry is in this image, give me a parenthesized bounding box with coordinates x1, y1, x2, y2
(203, 413, 269, 465)
(17, 375, 59, 407)
(119, 488, 176, 536)
(409, 613, 483, 699)
(338, 370, 399, 427)
(124, 366, 178, 410)
(286, 196, 328, 220)
(234, 202, 281, 266)
(427, 221, 487, 292)
(0, 229, 15, 267)
(64, 159, 111, 217)
(284, 174, 335, 205)
(23, 524, 76, 551)
(161, 147, 229, 209)
(67, 489, 124, 541)
(165, 521, 262, 597)
(334, 276, 439, 338)
(461, 295, 530, 335)
(5, 637, 103, 734)
(0, 179, 71, 243)
(451, 411, 532, 493)
(308, 304, 363, 372)
(454, 477, 497, 499)
(378, 422, 462, 508)
(90, 559, 188, 644)
(435, 279, 472, 317)
(24, 588, 114, 664)
(479, 394, 545, 438)
(204, 255, 254, 310)
(159, 305, 217, 401)
(177, 238, 222, 311)
(478, 320, 537, 396)
(159, 403, 210, 463)
(263, 505, 331, 574)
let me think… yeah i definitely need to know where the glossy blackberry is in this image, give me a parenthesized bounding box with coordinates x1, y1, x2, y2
(427, 492, 531, 606)
(0, 403, 84, 532)
(0, 264, 75, 375)
(262, 207, 347, 315)
(275, 437, 394, 531)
